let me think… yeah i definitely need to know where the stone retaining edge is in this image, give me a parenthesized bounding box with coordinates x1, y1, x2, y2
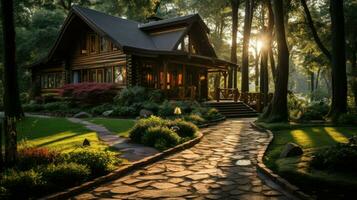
(41, 118, 226, 200)
(250, 122, 313, 200)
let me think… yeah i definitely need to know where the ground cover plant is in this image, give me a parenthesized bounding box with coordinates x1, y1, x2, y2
(263, 125, 357, 199)
(129, 116, 198, 151)
(0, 148, 122, 199)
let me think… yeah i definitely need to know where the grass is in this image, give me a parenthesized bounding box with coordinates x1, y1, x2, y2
(263, 125, 357, 199)
(88, 118, 135, 137)
(16, 117, 109, 152)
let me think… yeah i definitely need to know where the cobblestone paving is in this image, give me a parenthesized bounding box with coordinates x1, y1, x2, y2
(73, 119, 294, 200)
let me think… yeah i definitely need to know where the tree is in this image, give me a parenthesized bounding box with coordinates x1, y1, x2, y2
(1, 0, 23, 167)
(241, 0, 254, 93)
(261, 0, 290, 122)
(230, 0, 240, 89)
(300, 0, 331, 61)
(328, 0, 347, 119)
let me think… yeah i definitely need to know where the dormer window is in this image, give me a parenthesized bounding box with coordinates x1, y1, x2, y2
(80, 36, 87, 54)
(100, 36, 109, 52)
(89, 34, 98, 54)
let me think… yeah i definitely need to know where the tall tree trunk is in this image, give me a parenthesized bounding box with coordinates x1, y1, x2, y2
(260, 36, 269, 107)
(328, 0, 347, 119)
(1, 0, 23, 167)
(261, 0, 290, 122)
(241, 0, 253, 92)
(351, 50, 357, 109)
(266, 0, 276, 83)
(300, 0, 332, 61)
(231, 0, 240, 89)
(255, 41, 260, 92)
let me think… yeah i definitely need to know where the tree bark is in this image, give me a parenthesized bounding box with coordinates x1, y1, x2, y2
(300, 0, 332, 61)
(351, 50, 357, 109)
(230, 0, 240, 89)
(266, 0, 276, 83)
(1, 0, 22, 166)
(241, 0, 254, 92)
(261, 0, 290, 122)
(255, 41, 260, 92)
(327, 0, 347, 119)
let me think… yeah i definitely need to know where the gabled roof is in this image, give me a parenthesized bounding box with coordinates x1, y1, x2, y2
(31, 6, 225, 67)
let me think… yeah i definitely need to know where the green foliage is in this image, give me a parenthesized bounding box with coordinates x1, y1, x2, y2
(299, 101, 329, 121)
(141, 126, 180, 150)
(129, 116, 168, 143)
(0, 169, 44, 199)
(90, 103, 113, 116)
(142, 101, 160, 114)
(311, 143, 357, 173)
(64, 149, 121, 175)
(22, 103, 43, 112)
(112, 106, 138, 117)
(158, 100, 175, 117)
(184, 114, 206, 125)
(114, 86, 148, 106)
(169, 119, 198, 138)
(337, 113, 357, 125)
(203, 108, 223, 121)
(42, 162, 90, 189)
(43, 101, 70, 111)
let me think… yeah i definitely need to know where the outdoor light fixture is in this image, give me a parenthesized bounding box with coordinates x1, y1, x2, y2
(174, 107, 182, 115)
(200, 75, 206, 81)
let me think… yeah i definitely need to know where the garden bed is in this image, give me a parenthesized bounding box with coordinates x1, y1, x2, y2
(260, 123, 357, 199)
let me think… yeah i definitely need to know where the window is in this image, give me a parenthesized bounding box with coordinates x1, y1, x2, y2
(40, 73, 64, 89)
(80, 35, 87, 54)
(97, 69, 104, 83)
(114, 65, 126, 85)
(89, 69, 97, 82)
(89, 34, 97, 53)
(73, 71, 80, 83)
(105, 67, 113, 83)
(100, 37, 109, 52)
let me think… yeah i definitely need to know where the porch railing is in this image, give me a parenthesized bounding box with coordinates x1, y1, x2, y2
(214, 88, 273, 112)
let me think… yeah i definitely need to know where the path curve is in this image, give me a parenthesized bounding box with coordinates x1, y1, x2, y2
(73, 118, 297, 200)
(67, 118, 159, 161)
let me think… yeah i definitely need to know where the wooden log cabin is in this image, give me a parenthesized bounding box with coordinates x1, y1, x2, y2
(29, 6, 236, 101)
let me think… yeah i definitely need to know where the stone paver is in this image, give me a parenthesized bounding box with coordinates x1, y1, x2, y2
(67, 118, 159, 161)
(73, 119, 297, 200)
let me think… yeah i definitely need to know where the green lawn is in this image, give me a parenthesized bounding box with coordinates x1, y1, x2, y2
(263, 125, 357, 199)
(88, 118, 135, 137)
(16, 117, 109, 152)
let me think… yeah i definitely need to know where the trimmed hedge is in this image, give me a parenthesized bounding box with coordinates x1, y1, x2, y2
(142, 126, 180, 150)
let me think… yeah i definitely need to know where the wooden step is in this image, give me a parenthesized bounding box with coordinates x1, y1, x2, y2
(205, 101, 258, 118)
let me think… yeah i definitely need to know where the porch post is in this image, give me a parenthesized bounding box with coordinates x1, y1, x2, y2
(182, 64, 186, 98)
(163, 60, 168, 94)
(223, 72, 227, 89)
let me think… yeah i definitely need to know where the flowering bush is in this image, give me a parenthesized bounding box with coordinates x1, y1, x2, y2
(60, 83, 117, 105)
(17, 147, 61, 170)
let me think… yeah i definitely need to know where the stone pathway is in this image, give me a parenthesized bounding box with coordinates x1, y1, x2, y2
(73, 118, 297, 200)
(67, 118, 159, 161)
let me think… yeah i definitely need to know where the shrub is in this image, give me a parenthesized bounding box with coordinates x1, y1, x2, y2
(60, 83, 116, 105)
(300, 102, 329, 121)
(184, 114, 206, 125)
(141, 126, 180, 150)
(203, 108, 223, 121)
(129, 116, 168, 143)
(20, 92, 30, 104)
(114, 86, 147, 106)
(22, 103, 43, 112)
(310, 143, 357, 172)
(142, 101, 160, 114)
(169, 119, 198, 138)
(43, 101, 70, 111)
(0, 169, 44, 199)
(42, 162, 90, 189)
(91, 103, 113, 116)
(338, 113, 357, 125)
(17, 147, 61, 170)
(148, 89, 164, 103)
(158, 100, 175, 117)
(64, 149, 120, 175)
(111, 106, 138, 117)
